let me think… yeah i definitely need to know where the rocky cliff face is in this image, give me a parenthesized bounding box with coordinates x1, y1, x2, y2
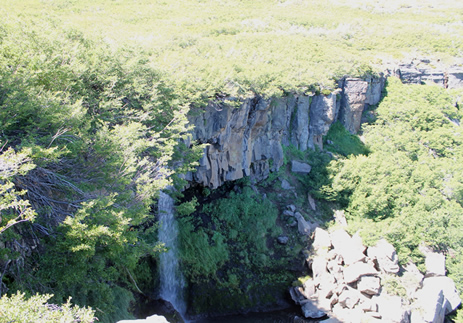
(187, 76, 386, 188)
(185, 60, 463, 189)
(393, 59, 463, 88)
(291, 227, 461, 323)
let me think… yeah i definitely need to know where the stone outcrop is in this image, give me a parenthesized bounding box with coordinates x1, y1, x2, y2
(338, 78, 369, 134)
(187, 76, 385, 188)
(291, 160, 312, 174)
(393, 60, 463, 89)
(185, 59, 462, 189)
(291, 228, 461, 322)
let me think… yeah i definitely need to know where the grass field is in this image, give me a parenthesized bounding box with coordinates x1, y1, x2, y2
(2, 0, 462, 97)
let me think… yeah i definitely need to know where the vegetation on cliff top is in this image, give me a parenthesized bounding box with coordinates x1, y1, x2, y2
(0, 16, 200, 322)
(2, 0, 462, 98)
(1, 0, 463, 321)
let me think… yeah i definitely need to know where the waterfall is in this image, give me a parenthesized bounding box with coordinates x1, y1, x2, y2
(158, 191, 187, 319)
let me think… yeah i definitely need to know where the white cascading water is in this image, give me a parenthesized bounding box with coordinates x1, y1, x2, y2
(158, 191, 187, 319)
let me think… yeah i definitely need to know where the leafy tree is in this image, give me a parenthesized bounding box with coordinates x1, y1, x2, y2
(0, 292, 95, 323)
(0, 147, 36, 234)
(0, 17, 202, 322)
(320, 78, 463, 301)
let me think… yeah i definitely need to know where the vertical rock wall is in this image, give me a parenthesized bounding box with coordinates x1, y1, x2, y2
(188, 76, 386, 188)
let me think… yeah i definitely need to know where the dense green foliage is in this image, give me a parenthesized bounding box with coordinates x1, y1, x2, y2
(320, 78, 463, 296)
(178, 184, 304, 314)
(324, 121, 369, 157)
(0, 292, 95, 323)
(1, 0, 462, 320)
(0, 148, 36, 235)
(0, 17, 200, 322)
(2, 0, 462, 98)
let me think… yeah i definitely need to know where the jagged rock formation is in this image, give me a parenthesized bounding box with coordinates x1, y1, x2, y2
(290, 228, 461, 323)
(185, 60, 463, 189)
(187, 76, 385, 188)
(393, 59, 463, 88)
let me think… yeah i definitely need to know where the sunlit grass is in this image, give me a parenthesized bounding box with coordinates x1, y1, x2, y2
(2, 0, 462, 97)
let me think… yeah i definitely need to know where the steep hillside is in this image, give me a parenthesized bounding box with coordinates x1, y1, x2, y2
(0, 1, 462, 322)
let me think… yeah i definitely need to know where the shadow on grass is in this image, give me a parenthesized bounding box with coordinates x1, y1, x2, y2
(324, 121, 369, 157)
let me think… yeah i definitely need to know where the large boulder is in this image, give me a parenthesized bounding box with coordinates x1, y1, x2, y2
(373, 293, 410, 323)
(419, 277, 462, 316)
(312, 228, 332, 251)
(291, 160, 312, 174)
(331, 303, 364, 323)
(357, 275, 381, 296)
(338, 287, 362, 309)
(295, 212, 312, 236)
(343, 263, 378, 284)
(367, 239, 399, 274)
(411, 283, 447, 323)
(425, 252, 446, 277)
(311, 256, 328, 279)
(330, 229, 366, 265)
(301, 299, 326, 319)
(307, 193, 317, 211)
(339, 78, 369, 134)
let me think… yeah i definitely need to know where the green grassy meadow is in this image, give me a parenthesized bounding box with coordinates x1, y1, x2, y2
(2, 0, 462, 97)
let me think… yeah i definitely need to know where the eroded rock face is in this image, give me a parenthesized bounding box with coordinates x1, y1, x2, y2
(367, 239, 400, 274)
(293, 228, 461, 323)
(308, 92, 340, 149)
(339, 78, 369, 134)
(394, 61, 463, 89)
(187, 76, 385, 188)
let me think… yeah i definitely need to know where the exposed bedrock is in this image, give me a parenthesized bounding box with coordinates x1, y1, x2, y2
(393, 60, 463, 89)
(187, 75, 385, 188)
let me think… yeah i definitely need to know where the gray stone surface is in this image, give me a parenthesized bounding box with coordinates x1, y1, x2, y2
(411, 284, 446, 323)
(339, 78, 369, 134)
(301, 300, 326, 319)
(448, 67, 463, 88)
(312, 228, 332, 251)
(308, 193, 317, 211)
(343, 263, 378, 284)
(395, 61, 463, 89)
(287, 204, 296, 212)
(283, 209, 294, 217)
(357, 275, 381, 295)
(330, 229, 366, 265)
(367, 239, 399, 274)
(292, 223, 459, 323)
(338, 288, 361, 309)
(291, 160, 312, 174)
(308, 92, 340, 150)
(422, 276, 462, 315)
(373, 293, 409, 323)
(425, 252, 446, 277)
(281, 179, 293, 190)
(187, 76, 385, 188)
(277, 236, 289, 245)
(295, 212, 312, 236)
